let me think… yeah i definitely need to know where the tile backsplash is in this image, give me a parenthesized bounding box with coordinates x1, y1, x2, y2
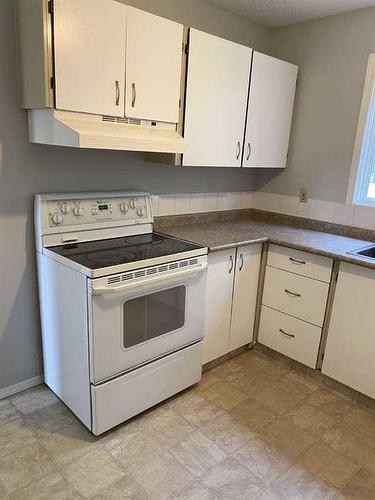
(152, 192, 375, 230)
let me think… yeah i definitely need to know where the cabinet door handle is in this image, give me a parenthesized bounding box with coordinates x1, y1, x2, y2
(246, 142, 251, 161)
(279, 328, 295, 338)
(284, 289, 301, 298)
(115, 80, 120, 106)
(239, 253, 244, 271)
(229, 255, 234, 273)
(131, 83, 136, 107)
(289, 257, 306, 265)
(236, 141, 241, 160)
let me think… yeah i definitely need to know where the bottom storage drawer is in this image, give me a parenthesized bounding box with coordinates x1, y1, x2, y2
(258, 306, 321, 368)
(91, 342, 202, 435)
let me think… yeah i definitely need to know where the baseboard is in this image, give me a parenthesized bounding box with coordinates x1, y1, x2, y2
(0, 376, 44, 400)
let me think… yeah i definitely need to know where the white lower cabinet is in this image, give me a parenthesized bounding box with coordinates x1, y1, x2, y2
(322, 263, 375, 399)
(203, 244, 262, 363)
(258, 306, 322, 368)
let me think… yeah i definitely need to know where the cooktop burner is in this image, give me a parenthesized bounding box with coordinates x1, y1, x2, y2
(50, 233, 204, 270)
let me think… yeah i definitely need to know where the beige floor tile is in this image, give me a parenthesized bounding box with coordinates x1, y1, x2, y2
(9, 386, 59, 414)
(0, 400, 19, 424)
(341, 407, 375, 437)
(234, 436, 293, 485)
(105, 426, 164, 474)
(226, 371, 275, 398)
(0, 419, 36, 459)
(201, 456, 266, 500)
(305, 389, 355, 419)
(173, 392, 223, 427)
(299, 442, 358, 489)
(23, 402, 77, 437)
(263, 417, 315, 459)
(198, 371, 222, 390)
(139, 408, 196, 448)
(0, 442, 56, 493)
(62, 447, 125, 498)
(170, 430, 227, 478)
(90, 476, 148, 499)
(11, 471, 79, 500)
(253, 385, 301, 415)
(272, 463, 338, 499)
(278, 371, 320, 400)
(231, 398, 278, 432)
(131, 450, 195, 499)
(209, 359, 244, 380)
(40, 421, 101, 466)
(256, 487, 286, 500)
(199, 381, 248, 410)
(174, 482, 217, 499)
(288, 402, 337, 438)
(321, 423, 375, 465)
(200, 412, 254, 454)
(338, 454, 375, 499)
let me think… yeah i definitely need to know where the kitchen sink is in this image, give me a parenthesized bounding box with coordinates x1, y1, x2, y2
(349, 245, 375, 259)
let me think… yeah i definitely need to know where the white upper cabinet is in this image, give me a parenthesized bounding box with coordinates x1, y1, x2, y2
(243, 52, 298, 168)
(183, 29, 252, 167)
(125, 7, 183, 123)
(53, 0, 126, 117)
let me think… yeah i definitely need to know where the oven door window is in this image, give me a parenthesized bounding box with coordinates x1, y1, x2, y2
(123, 285, 186, 348)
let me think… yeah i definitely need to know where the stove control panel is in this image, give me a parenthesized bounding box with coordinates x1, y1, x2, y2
(47, 195, 150, 227)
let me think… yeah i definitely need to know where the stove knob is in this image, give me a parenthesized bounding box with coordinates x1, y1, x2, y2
(129, 199, 136, 209)
(136, 207, 144, 217)
(120, 202, 129, 213)
(60, 202, 71, 214)
(73, 205, 84, 217)
(51, 213, 63, 225)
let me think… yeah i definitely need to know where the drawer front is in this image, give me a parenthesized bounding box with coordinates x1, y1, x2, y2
(259, 306, 321, 368)
(263, 266, 329, 326)
(268, 244, 333, 283)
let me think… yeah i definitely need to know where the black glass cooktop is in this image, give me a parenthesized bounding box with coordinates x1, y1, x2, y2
(50, 233, 204, 270)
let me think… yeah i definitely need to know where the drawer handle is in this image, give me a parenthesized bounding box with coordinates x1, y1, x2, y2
(279, 328, 295, 338)
(284, 289, 301, 298)
(289, 257, 306, 265)
(229, 255, 234, 274)
(239, 253, 244, 271)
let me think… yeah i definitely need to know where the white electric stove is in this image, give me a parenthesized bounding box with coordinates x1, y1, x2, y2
(35, 192, 208, 435)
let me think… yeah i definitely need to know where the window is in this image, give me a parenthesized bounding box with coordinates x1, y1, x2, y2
(347, 54, 375, 206)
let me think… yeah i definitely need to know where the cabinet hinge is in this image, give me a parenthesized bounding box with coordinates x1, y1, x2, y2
(184, 43, 189, 55)
(50, 76, 55, 89)
(48, 0, 53, 14)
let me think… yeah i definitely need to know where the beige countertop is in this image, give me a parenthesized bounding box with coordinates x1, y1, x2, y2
(156, 215, 375, 270)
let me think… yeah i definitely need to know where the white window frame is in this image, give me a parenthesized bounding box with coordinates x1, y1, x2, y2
(346, 53, 375, 207)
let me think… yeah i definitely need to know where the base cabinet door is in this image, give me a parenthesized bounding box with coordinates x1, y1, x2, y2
(322, 263, 375, 399)
(203, 249, 235, 363)
(229, 244, 262, 351)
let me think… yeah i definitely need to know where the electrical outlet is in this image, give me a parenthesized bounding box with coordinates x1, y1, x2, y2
(299, 187, 308, 203)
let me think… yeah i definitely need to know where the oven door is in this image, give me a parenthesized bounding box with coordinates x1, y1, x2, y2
(88, 257, 207, 383)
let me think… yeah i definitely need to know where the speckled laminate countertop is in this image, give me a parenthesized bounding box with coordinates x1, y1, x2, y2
(156, 215, 375, 270)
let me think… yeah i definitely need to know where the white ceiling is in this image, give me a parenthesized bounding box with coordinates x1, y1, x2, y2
(206, 0, 375, 27)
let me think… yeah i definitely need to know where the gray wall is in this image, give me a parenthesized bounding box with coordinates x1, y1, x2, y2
(258, 7, 375, 203)
(0, 0, 271, 390)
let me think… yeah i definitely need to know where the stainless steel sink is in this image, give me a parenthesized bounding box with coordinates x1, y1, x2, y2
(349, 244, 375, 259)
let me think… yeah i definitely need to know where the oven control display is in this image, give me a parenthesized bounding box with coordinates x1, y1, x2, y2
(98, 204, 108, 211)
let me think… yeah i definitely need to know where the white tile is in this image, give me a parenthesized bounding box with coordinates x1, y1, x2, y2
(298, 199, 316, 219)
(353, 205, 375, 229)
(281, 196, 299, 216)
(216, 193, 229, 211)
(253, 192, 268, 210)
(314, 200, 335, 222)
(190, 194, 205, 213)
(333, 203, 355, 226)
(204, 193, 217, 212)
(158, 195, 175, 216)
(239, 192, 253, 209)
(151, 195, 159, 217)
(266, 194, 284, 213)
(228, 193, 242, 210)
(175, 194, 191, 215)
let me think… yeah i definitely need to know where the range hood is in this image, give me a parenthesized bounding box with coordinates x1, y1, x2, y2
(27, 110, 187, 154)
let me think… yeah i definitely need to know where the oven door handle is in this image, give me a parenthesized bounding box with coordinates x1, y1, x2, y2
(92, 263, 207, 296)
